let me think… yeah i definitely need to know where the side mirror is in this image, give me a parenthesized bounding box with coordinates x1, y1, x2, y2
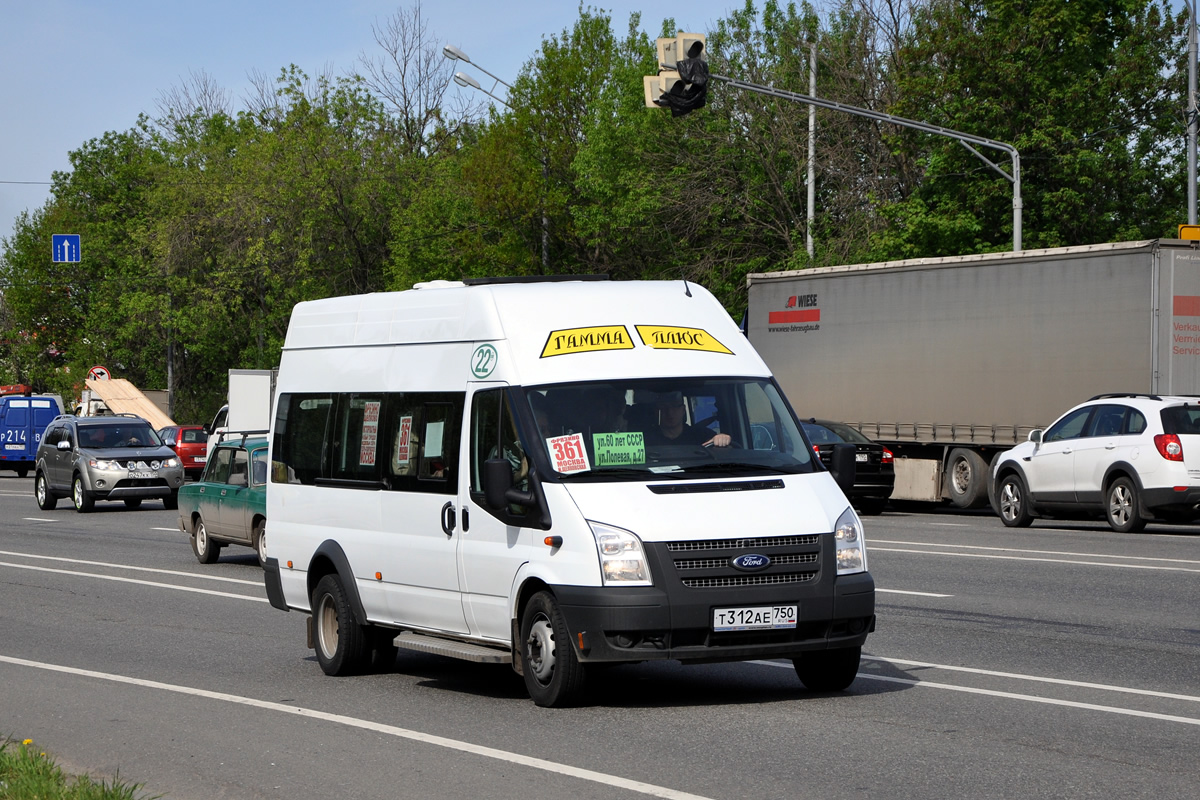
(57, 440, 71, 451)
(829, 442, 856, 495)
(483, 458, 536, 511)
(1028, 429, 1043, 444)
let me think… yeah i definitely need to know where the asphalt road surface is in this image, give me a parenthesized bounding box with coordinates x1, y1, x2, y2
(1, 473, 1197, 799)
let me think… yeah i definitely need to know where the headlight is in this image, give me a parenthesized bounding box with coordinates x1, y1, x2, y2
(89, 459, 121, 471)
(588, 521, 653, 586)
(164, 457, 179, 468)
(834, 507, 867, 575)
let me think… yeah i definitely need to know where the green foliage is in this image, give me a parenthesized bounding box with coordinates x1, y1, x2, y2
(0, 0, 1195, 406)
(0, 738, 150, 800)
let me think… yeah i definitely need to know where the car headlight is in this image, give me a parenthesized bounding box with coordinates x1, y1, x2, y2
(834, 506, 867, 575)
(588, 521, 653, 586)
(89, 459, 121, 471)
(164, 457, 179, 468)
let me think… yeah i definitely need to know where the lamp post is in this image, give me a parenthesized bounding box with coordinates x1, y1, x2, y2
(443, 45, 550, 271)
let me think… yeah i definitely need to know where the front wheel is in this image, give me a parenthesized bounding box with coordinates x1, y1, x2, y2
(191, 517, 222, 564)
(35, 473, 57, 511)
(72, 475, 94, 513)
(996, 473, 1034, 528)
(1106, 476, 1146, 533)
(793, 646, 861, 692)
(520, 590, 587, 707)
(311, 574, 369, 676)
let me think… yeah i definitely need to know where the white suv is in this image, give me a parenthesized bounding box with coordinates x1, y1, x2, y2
(989, 393, 1200, 532)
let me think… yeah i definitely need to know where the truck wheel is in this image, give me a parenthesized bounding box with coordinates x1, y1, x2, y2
(72, 475, 94, 513)
(35, 473, 57, 511)
(312, 574, 369, 676)
(946, 448, 988, 508)
(1105, 477, 1146, 533)
(794, 646, 861, 692)
(996, 473, 1034, 527)
(520, 590, 587, 707)
(191, 517, 222, 564)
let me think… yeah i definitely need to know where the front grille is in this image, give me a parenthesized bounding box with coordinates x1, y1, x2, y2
(656, 533, 823, 590)
(666, 534, 819, 551)
(682, 572, 818, 588)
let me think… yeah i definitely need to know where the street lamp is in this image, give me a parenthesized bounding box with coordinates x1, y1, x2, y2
(443, 44, 550, 271)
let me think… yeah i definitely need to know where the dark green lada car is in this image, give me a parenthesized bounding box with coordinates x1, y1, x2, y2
(177, 434, 268, 567)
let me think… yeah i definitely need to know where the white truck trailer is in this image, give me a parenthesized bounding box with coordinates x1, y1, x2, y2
(746, 239, 1200, 507)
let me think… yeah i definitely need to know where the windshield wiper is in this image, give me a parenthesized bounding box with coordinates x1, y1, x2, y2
(558, 468, 678, 481)
(678, 462, 792, 475)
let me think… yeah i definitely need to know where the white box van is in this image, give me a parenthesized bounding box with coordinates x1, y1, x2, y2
(263, 277, 874, 706)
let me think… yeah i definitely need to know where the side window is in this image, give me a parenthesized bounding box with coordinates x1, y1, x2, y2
(384, 394, 462, 494)
(329, 394, 385, 483)
(251, 449, 269, 486)
(42, 425, 61, 447)
(470, 389, 529, 519)
(229, 448, 250, 487)
(1127, 410, 1147, 435)
(1084, 405, 1126, 438)
(1044, 407, 1092, 442)
(208, 447, 234, 484)
(272, 393, 334, 485)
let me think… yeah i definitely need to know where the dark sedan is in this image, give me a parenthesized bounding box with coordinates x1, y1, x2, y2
(801, 419, 895, 515)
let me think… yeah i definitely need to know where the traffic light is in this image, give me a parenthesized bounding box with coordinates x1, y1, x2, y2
(643, 33, 708, 117)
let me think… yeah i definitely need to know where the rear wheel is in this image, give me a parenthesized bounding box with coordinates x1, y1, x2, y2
(35, 473, 56, 511)
(191, 517, 222, 564)
(997, 473, 1034, 527)
(1106, 476, 1146, 533)
(123, 498, 142, 509)
(253, 520, 268, 568)
(72, 475, 94, 513)
(162, 491, 178, 511)
(520, 590, 587, 707)
(946, 448, 988, 508)
(312, 574, 369, 676)
(793, 646, 861, 692)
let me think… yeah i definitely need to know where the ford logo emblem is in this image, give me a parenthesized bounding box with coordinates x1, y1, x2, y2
(731, 554, 771, 571)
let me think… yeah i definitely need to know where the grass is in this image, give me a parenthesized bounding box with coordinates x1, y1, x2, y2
(0, 738, 155, 800)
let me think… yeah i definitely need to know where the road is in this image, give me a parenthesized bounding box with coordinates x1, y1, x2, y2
(1, 473, 1197, 799)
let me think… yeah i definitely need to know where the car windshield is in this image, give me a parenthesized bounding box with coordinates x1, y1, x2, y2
(80, 423, 161, 449)
(520, 377, 815, 480)
(801, 421, 872, 444)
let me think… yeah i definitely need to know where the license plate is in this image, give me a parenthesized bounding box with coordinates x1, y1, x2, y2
(129, 471, 157, 479)
(855, 452, 869, 462)
(712, 605, 797, 632)
(195, 457, 206, 464)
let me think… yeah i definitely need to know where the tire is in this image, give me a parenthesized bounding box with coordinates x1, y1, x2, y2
(72, 475, 94, 513)
(124, 498, 143, 509)
(191, 517, 222, 564)
(996, 473, 1034, 528)
(253, 520, 267, 568)
(946, 448, 988, 508)
(16, 467, 28, 479)
(162, 491, 179, 511)
(311, 574, 369, 676)
(793, 646, 861, 692)
(35, 472, 57, 511)
(856, 498, 886, 516)
(520, 590, 587, 707)
(1105, 476, 1147, 533)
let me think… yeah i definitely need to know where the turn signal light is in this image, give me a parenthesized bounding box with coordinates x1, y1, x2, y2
(1154, 433, 1184, 461)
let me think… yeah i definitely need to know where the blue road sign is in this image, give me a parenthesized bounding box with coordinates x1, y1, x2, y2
(52, 234, 81, 263)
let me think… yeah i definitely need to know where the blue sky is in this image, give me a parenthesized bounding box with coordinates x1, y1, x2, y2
(0, 1, 741, 240)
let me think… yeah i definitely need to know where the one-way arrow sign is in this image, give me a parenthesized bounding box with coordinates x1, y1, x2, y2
(52, 234, 81, 263)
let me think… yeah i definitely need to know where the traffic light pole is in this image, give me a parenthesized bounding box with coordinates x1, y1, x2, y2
(710, 73, 1023, 252)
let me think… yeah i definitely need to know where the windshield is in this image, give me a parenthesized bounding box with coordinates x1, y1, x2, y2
(80, 422, 162, 449)
(520, 377, 814, 480)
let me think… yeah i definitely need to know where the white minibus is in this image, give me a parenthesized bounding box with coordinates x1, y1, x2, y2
(263, 277, 874, 706)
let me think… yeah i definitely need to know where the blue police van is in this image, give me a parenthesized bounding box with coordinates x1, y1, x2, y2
(1, 391, 64, 477)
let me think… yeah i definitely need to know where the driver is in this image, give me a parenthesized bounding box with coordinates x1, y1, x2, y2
(646, 392, 731, 447)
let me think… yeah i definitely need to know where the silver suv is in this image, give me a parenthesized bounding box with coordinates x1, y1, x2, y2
(990, 393, 1200, 532)
(34, 414, 185, 512)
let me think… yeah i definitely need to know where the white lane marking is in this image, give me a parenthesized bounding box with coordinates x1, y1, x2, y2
(866, 656, 1200, 703)
(151, 527, 179, 532)
(929, 523, 970, 527)
(871, 539, 1200, 566)
(752, 660, 1200, 725)
(0, 655, 714, 800)
(0, 561, 266, 602)
(869, 546, 1200, 573)
(877, 589, 953, 598)
(23, 517, 56, 522)
(0, 550, 260, 585)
